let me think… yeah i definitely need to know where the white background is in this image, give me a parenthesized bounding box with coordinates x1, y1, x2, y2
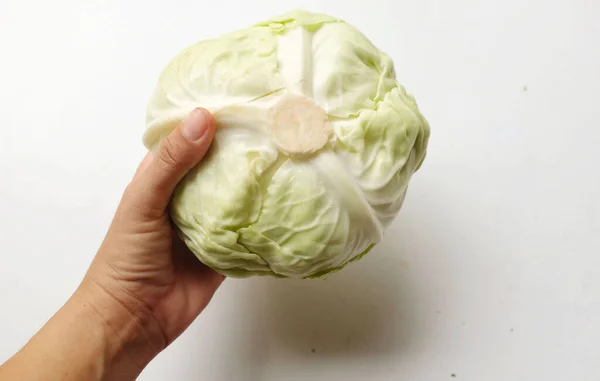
(1, 0, 599, 380)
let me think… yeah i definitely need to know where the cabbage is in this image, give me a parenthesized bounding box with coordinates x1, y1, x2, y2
(143, 10, 430, 278)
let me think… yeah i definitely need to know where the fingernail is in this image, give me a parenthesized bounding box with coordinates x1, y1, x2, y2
(181, 108, 208, 142)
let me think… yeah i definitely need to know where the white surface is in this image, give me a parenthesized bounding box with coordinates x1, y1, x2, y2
(1, 0, 599, 380)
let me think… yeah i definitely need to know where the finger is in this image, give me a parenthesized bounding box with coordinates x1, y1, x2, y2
(183, 264, 225, 308)
(164, 262, 225, 342)
(132, 108, 215, 212)
(172, 236, 225, 295)
(133, 151, 153, 180)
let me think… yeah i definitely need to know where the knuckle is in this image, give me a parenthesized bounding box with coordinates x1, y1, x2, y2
(119, 181, 140, 206)
(117, 184, 142, 213)
(121, 183, 136, 201)
(158, 137, 185, 170)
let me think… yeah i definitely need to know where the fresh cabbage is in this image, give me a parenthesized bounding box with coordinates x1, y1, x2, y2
(143, 10, 430, 278)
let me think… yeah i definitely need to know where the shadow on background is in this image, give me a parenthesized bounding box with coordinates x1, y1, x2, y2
(254, 238, 420, 358)
(205, 232, 429, 381)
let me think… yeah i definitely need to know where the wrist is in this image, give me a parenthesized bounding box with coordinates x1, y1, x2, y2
(71, 277, 167, 377)
(0, 277, 167, 381)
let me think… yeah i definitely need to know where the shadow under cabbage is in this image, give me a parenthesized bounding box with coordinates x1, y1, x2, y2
(246, 239, 419, 358)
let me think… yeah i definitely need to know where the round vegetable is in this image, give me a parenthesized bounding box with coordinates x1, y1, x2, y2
(143, 10, 430, 278)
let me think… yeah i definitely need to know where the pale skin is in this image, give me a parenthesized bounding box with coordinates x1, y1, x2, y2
(0, 108, 223, 380)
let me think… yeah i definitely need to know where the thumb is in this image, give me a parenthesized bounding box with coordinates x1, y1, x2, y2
(131, 108, 216, 213)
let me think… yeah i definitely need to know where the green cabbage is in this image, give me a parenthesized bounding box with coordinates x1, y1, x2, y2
(143, 10, 430, 278)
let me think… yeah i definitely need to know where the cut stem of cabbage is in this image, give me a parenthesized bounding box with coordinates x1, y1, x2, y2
(268, 93, 331, 156)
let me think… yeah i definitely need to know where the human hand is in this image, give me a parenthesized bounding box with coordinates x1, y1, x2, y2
(0, 108, 224, 381)
(79, 107, 224, 359)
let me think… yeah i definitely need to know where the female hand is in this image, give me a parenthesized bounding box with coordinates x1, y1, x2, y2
(0, 108, 224, 381)
(84, 107, 224, 347)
